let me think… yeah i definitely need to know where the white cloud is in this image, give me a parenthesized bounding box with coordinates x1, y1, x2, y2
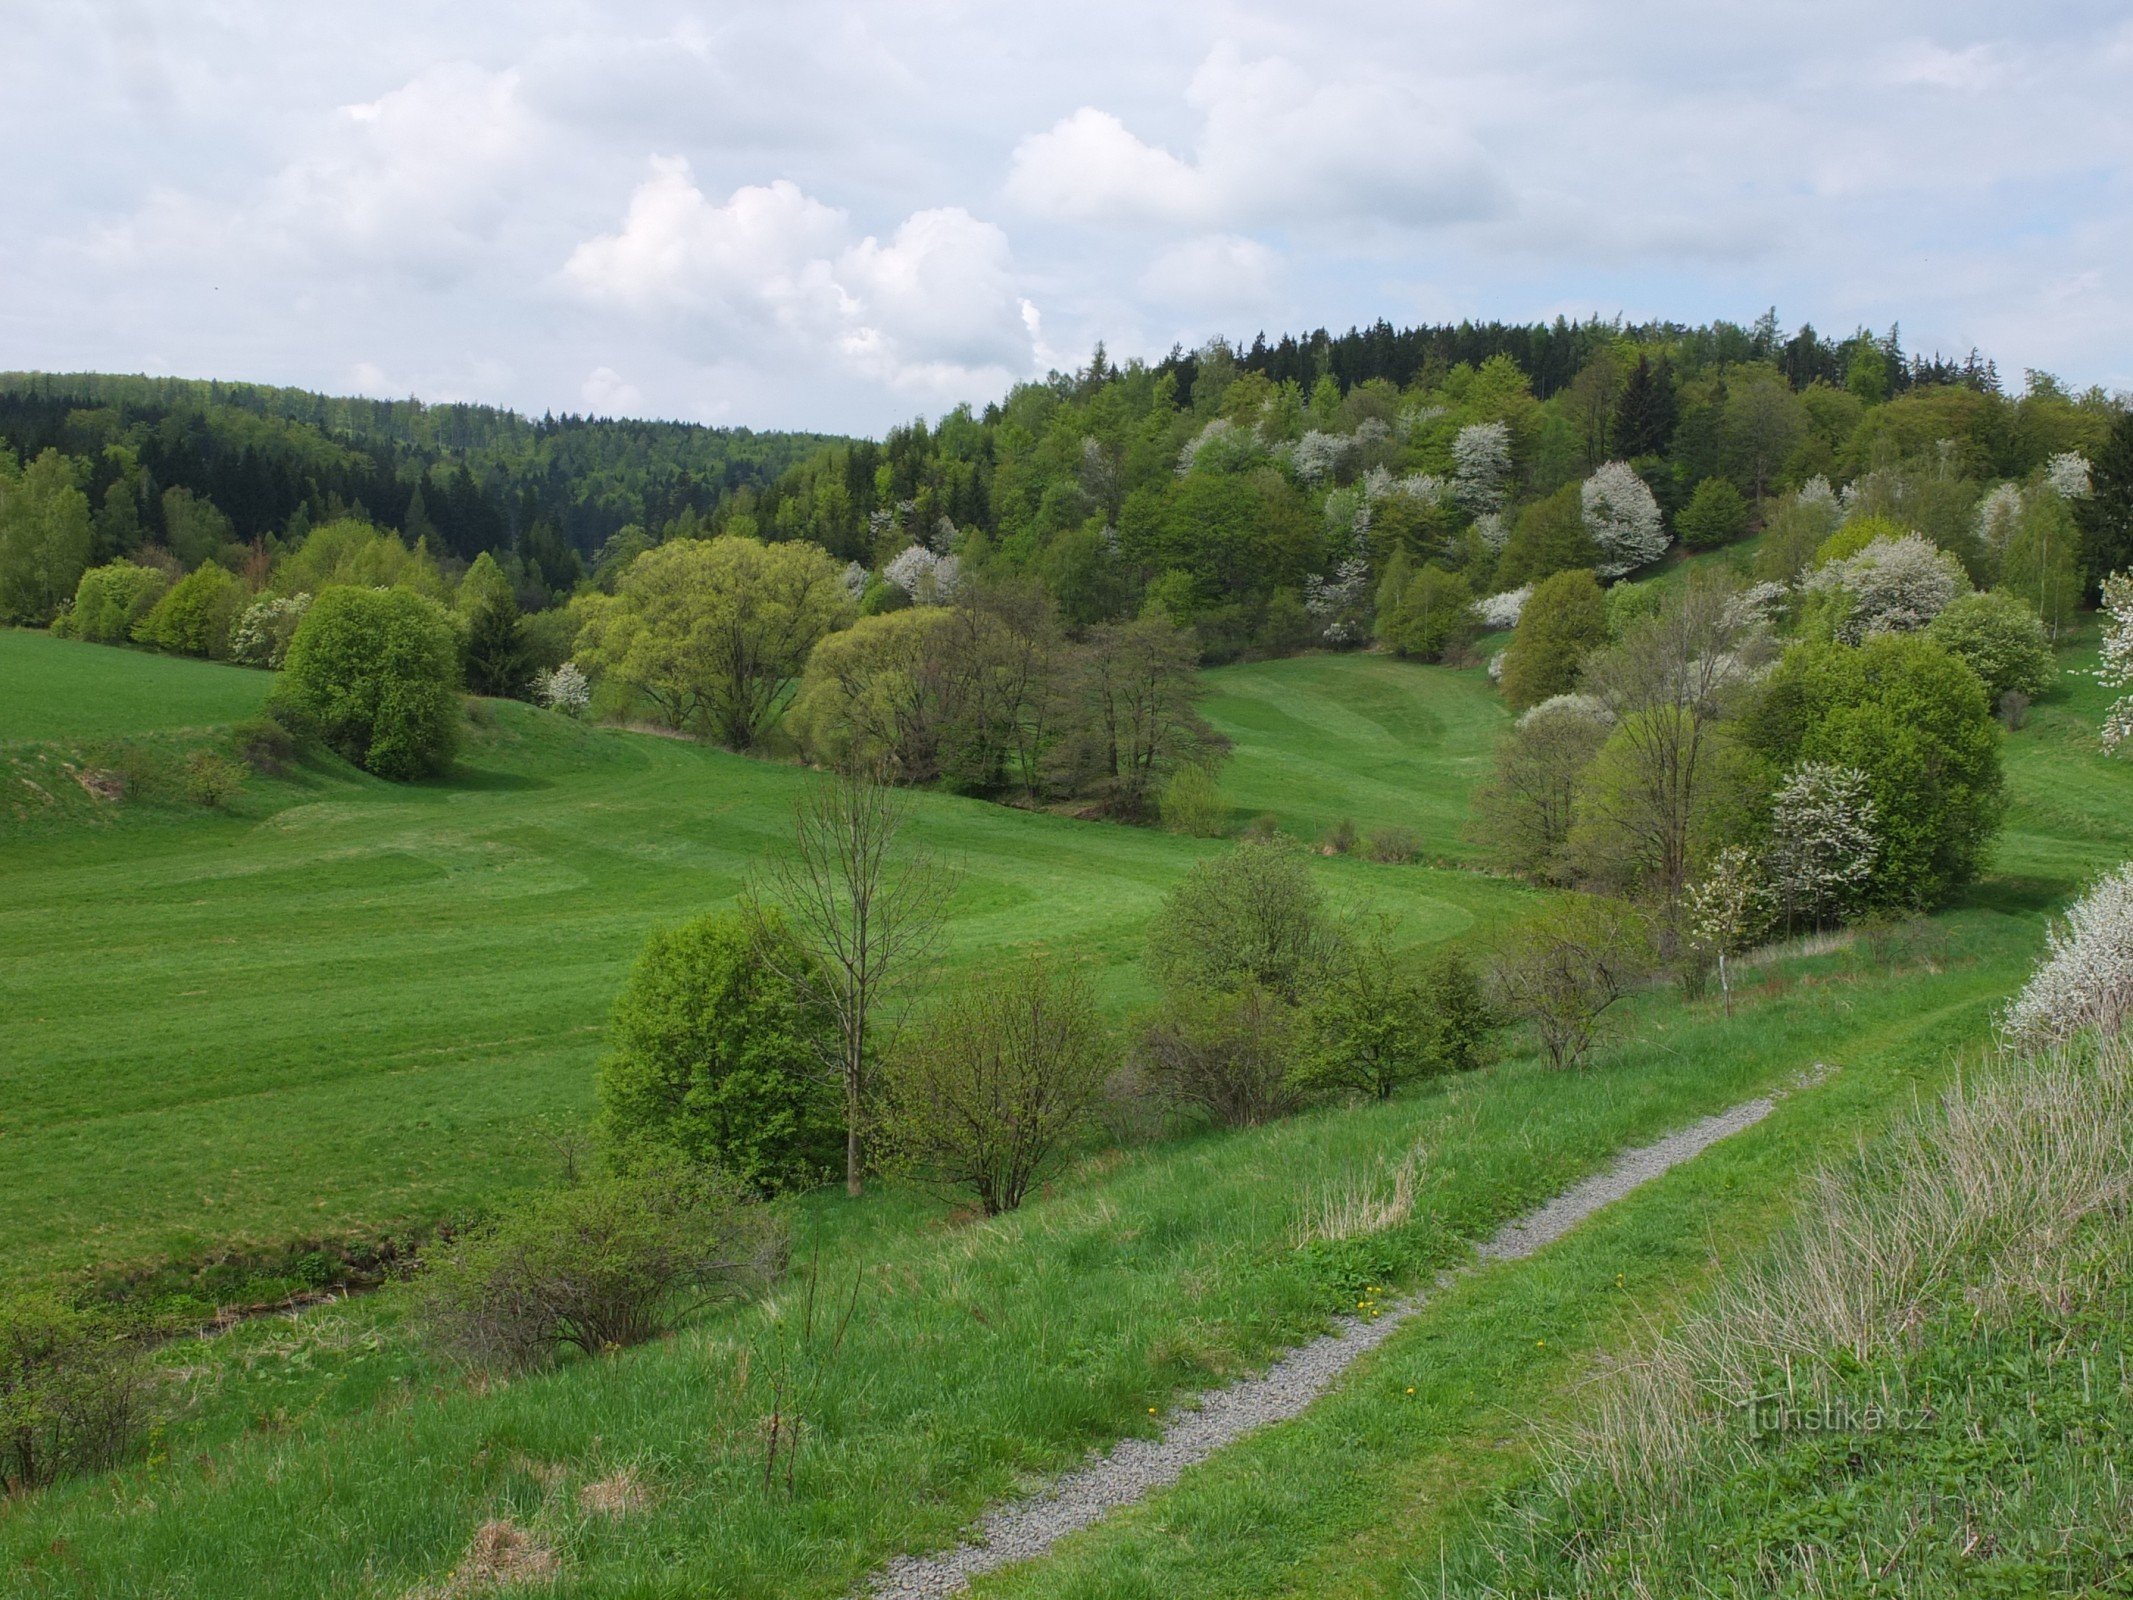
(565, 157, 1039, 403)
(1007, 44, 1499, 231)
(1139, 234, 1278, 313)
(580, 366, 643, 415)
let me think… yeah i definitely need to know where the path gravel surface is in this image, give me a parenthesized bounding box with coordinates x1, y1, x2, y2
(865, 1095, 1777, 1598)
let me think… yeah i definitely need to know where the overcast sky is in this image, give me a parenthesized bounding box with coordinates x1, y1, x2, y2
(7, 2, 2130, 435)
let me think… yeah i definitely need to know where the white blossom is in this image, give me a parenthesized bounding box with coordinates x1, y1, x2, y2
(841, 560, 871, 602)
(1176, 417, 1235, 476)
(1796, 475, 1840, 524)
(1580, 461, 1669, 578)
(1303, 536, 1371, 644)
(1486, 650, 1506, 682)
(1686, 844, 1771, 1011)
(1766, 761, 1878, 927)
(2100, 570, 2133, 754)
(1396, 402, 1446, 439)
(883, 543, 939, 597)
(2045, 452, 2094, 500)
(1286, 429, 1351, 485)
(1472, 511, 1509, 554)
(1451, 421, 1512, 513)
(1353, 417, 1392, 448)
(1517, 692, 1613, 731)
(532, 661, 591, 716)
(229, 592, 311, 669)
(1472, 586, 1530, 631)
(1975, 482, 2025, 560)
(1803, 532, 1968, 643)
(1721, 580, 1791, 631)
(2001, 862, 2133, 1048)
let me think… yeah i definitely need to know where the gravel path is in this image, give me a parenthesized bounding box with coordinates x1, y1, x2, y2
(864, 1096, 1776, 1599)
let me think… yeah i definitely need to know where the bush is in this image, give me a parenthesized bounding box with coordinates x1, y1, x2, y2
(2001, 863, 2133, 1049)
(231, 712, 299, 776)
(1363, 825, 1421, 864)
(0, 1293, 155, 1492)
(1145, 836, 1336, 1004)
(183, 749, 246, 808)
(54, 560, 169, 643)
(1157, 761, 1230, 837)
(877, 955, 1112, 1215)
(1300, 925, 1492, 1100)
(1135, 985, 1301, 1128)
(1490, 895, 1655, 1069)
(1925, 588, 2056, 701)
(1674, 477, 1749, 550)
(418, 1159, 784, 1370)
(1377, 563, 1476, 661)
(228, 592, 311, 669)
(596, 912, 840, 1195)
(1323, 818, 1358, 856)
(1500, 568, 1607, 712)
(271, 586, 462, 780)
(132, 563, 247, 659)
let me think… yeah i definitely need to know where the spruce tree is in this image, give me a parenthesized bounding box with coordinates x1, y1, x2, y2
(1613, 355, 1678, 459)
(2080, 406, 2133, 586)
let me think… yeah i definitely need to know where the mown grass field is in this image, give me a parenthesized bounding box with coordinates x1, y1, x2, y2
(0, 628, 1532, 1283)
(0, 627, 271, 742)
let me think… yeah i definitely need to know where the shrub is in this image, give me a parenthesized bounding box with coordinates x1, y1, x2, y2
(1363, 825, 1421, 864)
(1490, 895, 1655, 1069)
(0, 1293, 155, 1492)
(1135, 985, 1301, 1127)
(1323, 818, 1358, 856)
(1764, 760, 1878, 928)
(55, 560, 169, 643)
(596, 912, 840, 1195)
(132, 563, 247, 659)
(418, 1159, 784, 1370)
(183, 749, 246, 809)
(1925, 588, 2056, 702)
(1673, 477, 1749, 550)
(1300, 925, 1492, 1100)
(2001, 862, 2133, 1049)
(876, 955, 1112, 1215)
(1145, 836, 1336, 1004)
(271, 586, 462, 780)
(1500, 568, 1607, 712)
(231, 712, 299, 776)
(532, 661, 591, 716)
(228, 592, 311, 669)
(1157, 761, 1229, 837)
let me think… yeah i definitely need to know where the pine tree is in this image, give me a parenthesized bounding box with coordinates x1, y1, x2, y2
(2079, 406, 2133, 587)
(463, 590, 531, 699)
(1612, 356, 1677, 459)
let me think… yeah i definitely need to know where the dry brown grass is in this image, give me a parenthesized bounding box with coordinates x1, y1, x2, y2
(405, 1519, 558, 1597)
(577, 1467, 654, 1519)
(1292, 1139, 1428, 1246)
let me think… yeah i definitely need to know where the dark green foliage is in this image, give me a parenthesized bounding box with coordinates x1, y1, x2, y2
(0, 1293, 154, 1492)
(596, 912, 840, 1195)
(1494, 482, 1597, 589)
(1301, 928, 1493, 1100)
(1675, 476, 1750, 549)
(1612, 355, 1678, 458)
(1926, 589, 2055, 700)
(417, 1158, 785, 1370)
(1746, 635, 2004, 909)
(271, 586, 462, 780)
(131, 562, 246, 659)
(2078, 404, 2133, 583)
(1145, 836, 1336, 1004)
(461, 591, 531, 699)
(1500, 569, 1607, 712)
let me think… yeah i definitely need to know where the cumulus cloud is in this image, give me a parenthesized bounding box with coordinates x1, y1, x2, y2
(1007, 44, 1500, 231)
(564, 157, 1039, 402)
(1139, 234, 1278, 313)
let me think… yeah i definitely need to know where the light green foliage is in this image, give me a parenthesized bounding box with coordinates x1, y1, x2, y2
(181, 749, 246, 809)
(1500, 568, 1607, 712)
(1301, 924, 1492, 1100)
(0, 449, 93, 625)
(454, 550, 517, 618)
(574, 535, 854, 749)
(1674, 475, 1749, 549)
(1747, 635, 2004, 909)
(1376, 561, 1475, 661)
(53, 560, 169, 643)
(596, 912, 839, 1195)
(272, 585, 462, 779)
(0, 1292, 153, 1492)
(1813, 512, 1905, 568)
(2001, 488, 2084, 635)
(1926, 588, 2056, 700)
(131, 562, 247, 659)
(417, 1157, 783, 1370)
(877, 955, 1112, 1215)
(1157, 760, 1230, 837)
(1145, 836, 1336, 1004)
(786, 606, 950, 775)
(1494, 481, 1595, 590)
(158, 487, 236, 569)
(273, 518, 435, 597)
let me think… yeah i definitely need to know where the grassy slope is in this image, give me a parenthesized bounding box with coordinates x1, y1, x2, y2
(0, 630, 1532, 1282)
(0, 627, 271, 741)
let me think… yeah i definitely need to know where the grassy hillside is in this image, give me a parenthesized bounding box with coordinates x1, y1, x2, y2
(0, 628, 271, 741)
(0, 630, 1534, 1284)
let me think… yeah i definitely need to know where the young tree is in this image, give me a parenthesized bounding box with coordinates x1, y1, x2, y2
(1300, 924, 1492, 1099)
(1675, 477, 1750, 551)
(749, 769, 949, 1196)
(1764, 760, 1879, 928)
(1065, 612, 1223, 819)
(462, 587, 532, 698)
(1925, 589, 2056, 701)
(1145, 836, 1337, 1005)
(1134, 984, 1302, 1128)
(1376, 562, 1476, 661)
(1612, 355, 1678, 459)
(1581, 462, 1668, 577)
(2003, 490, 2085, 637)
(1451, 421, 1512, 513)
(573, 535, 854, 749)
(1684, 845, 1770, 1015)
(132, 563, 248, 659)
(1500, 569, 1607, 713)
(271, 586, 463, 779)
(596, 912, 840, 1194)
(1472, 693, 1612, 881)
(1494, 482, 1598, 590)
(2099, 571, 2133, 754)
(877, 955, 1111, 1215)
(1489, 895, 1654, 1069)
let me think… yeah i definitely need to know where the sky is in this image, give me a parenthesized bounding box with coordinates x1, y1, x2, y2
(7, 2, 2132, 436)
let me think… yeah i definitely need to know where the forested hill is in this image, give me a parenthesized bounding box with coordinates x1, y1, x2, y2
(0, 370, 842, 578)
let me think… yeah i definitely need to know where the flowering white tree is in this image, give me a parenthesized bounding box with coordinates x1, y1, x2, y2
(2045, 451, 2094, 500)
(1472, 586, 1530, 630)
(1286, 429, 1351, 485)
(1804, 532, 1968, 642)
(1721, 580, 1791, 631)
(841, 560, 870, 603)
(1975, 482, 2025, 562)
(1765, 761, 1878, 927)
(1796, 474, 1840, 525)
(1472, 511, 1509, 554)
(1304, 537, 1372, 644)
(1686, 845, 1770, 1015)
(533, 661, 591, 717)
(2100, 570, 2133, 753)
(229, 592, 312, 669)
(1451, 421, 1512, 513)
(882, 545, 962, 604)
(1580, 462, 1668, 577)
(1176, 417, 1235, 475)
(2001, 862, 2133, 1048)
